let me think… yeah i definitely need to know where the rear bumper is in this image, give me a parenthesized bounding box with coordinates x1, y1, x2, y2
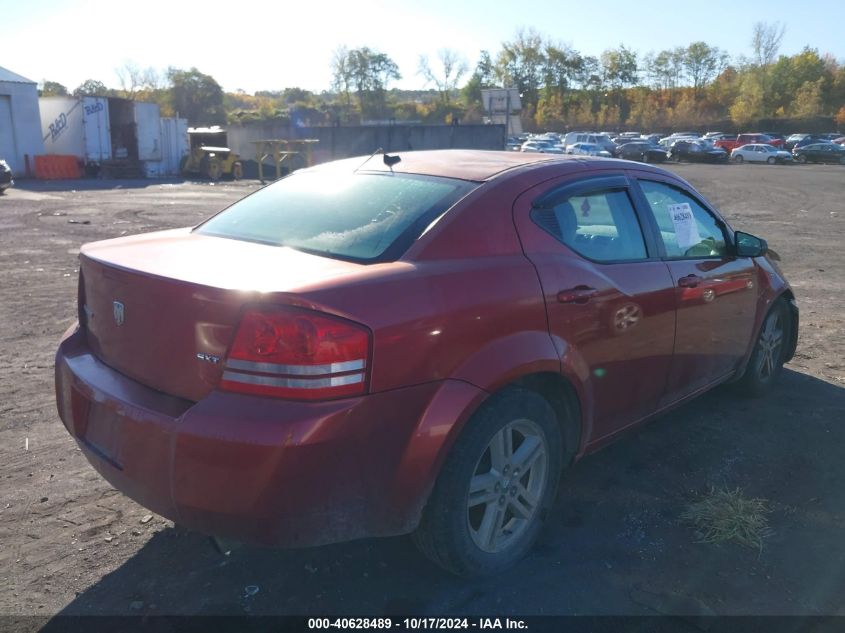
(55, 324, 484, 547)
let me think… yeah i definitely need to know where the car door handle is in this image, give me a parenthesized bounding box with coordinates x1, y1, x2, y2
(557, 286, 598, 304)
(677, 274, 701, 288)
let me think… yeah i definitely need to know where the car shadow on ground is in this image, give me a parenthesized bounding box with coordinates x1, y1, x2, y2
(44, 369, 845, 619)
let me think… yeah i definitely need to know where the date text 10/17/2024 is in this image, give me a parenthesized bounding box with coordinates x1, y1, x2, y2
(307, 618, 528, 630)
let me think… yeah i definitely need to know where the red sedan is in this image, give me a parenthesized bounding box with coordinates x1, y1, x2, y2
(55, 151, 798, 576)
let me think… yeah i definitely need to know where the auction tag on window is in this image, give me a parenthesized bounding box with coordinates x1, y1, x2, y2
(667, 203, 701, 250)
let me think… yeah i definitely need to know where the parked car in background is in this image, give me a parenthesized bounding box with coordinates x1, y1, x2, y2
(762, 132, 786, 142)
(567, 142, 613, 157)
(715, 133, 784, 152)
(784, 134, 824, 151)
(506, 136, 522, 151)
(0, 159, 13, 194)
(703, 132, 733, 141)
(668, 140, 729, 163)
(614, 141, 668, 163)
(792, 143, 845, 164)
(833, 136, 845, 145)
(55, 150, 797, 576)
(562, 132, 616, 153)
(521, 140, 565, 154)
(731, 144, 793, 164)
(657, 132, 700, 149)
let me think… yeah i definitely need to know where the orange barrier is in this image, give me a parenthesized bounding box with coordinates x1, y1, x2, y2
(34, 155, 82, 180)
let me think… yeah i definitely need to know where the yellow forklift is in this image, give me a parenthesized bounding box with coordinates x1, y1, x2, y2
(181, 126, 243, 180)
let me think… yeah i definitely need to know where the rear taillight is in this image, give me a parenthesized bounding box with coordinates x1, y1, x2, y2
(219, 305, 371, 401)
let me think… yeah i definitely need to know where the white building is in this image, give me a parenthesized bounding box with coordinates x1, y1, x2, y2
(0, 66, 45, 176)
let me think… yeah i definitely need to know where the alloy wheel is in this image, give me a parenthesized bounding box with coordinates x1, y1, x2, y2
(466, 419, 549, 554)
(755, 309, 785, 381)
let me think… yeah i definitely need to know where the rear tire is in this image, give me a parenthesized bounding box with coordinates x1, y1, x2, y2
(735, 298, 791, 398)
(412, 387, 563, 576)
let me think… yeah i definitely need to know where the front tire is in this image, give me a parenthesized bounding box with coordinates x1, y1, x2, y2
(796, 154, 807, 164)
(736, 298, 791, 397)
(767, 156, 776, 165)
(734, 154, 744, 163)
(413, 387, 563, 576)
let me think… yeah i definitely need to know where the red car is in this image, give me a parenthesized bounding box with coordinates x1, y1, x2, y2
(55, 151, 798, 576)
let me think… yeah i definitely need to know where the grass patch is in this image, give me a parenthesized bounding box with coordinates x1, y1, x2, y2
(681, 486, 772, 551)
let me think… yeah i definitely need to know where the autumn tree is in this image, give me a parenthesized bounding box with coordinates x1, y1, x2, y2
(419, 48, 468, 105)
(332, 47, 401, 119)
(495, 28, 546, 112)
(116, 61, 163, 99)
(167, 67, 225, 125)
(461, 50, 497, 114)
(39, 81, 68, 97)
(751, 22, 786, 67)
(331, 46, 354, 109)
(683, 42, 728, 101)
(72, 79, 110, 97)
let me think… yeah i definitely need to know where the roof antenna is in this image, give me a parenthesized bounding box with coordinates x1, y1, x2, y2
(353, 147, 383, 173)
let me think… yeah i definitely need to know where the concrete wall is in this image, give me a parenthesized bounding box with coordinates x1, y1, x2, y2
(0, 81, 45, 176)
(228, 123, 507, 167)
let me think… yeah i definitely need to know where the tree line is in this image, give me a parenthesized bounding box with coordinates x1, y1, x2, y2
(38, 22, 845, 130)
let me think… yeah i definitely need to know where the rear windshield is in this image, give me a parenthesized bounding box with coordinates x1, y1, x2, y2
(195, 171, 474, 262)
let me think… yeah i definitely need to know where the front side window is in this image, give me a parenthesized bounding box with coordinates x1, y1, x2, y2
(532, 188, 647, 262)
(196, 171, 473, 262)
(638, 180, 727, 259)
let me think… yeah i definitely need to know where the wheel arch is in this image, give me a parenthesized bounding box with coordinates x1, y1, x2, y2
(778, 288, 799, 362)
(732, 287, 798, 382)
(388, 367, 586, 534)
(510, 372, 583, 468)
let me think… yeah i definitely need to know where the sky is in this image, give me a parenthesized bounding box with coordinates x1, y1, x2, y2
(3, 0, 845, 94)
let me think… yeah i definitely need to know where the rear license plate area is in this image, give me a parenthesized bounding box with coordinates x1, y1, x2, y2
(82, 404, 125, 469)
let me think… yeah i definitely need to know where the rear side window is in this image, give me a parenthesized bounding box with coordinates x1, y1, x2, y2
(532, 189, 648, 262)
(195, 171, 472, 262)
(638, 180, 727, 258)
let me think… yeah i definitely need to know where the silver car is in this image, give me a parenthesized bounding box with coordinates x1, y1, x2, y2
(566, 142, 612, 157)
(731, 144, 793, 164)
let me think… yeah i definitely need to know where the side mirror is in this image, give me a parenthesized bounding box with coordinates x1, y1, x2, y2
(734, 231, 768, 257)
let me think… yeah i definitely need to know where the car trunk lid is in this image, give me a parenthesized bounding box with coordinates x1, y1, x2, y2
(79, 228, 373, 402)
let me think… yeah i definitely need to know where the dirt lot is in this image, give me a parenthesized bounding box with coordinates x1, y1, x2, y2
(1, 162, 844, 624)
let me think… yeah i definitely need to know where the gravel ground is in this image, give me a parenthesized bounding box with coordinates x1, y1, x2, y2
(0, 162, 843, 623)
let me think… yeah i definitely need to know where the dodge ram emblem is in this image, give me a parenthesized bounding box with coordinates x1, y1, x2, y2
(113, 301, 125, 326)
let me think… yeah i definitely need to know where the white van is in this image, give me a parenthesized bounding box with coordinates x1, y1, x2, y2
(562, 132, 616, 152)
